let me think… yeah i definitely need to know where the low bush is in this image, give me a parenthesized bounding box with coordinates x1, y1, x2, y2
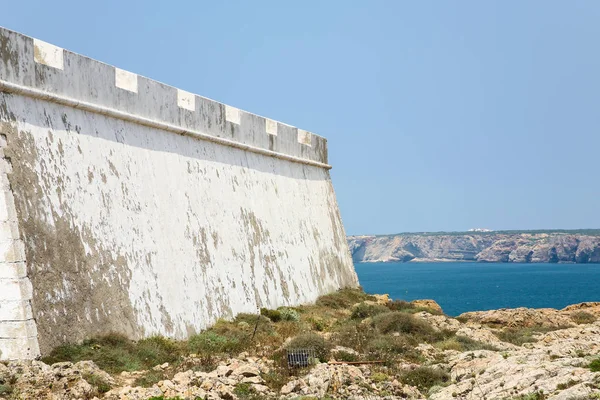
(370, 372, 389, 383)
(387, 300, 442, 315)
(436, 335, 498, 352)
(133, 370, 166, 388)
(351, 302, 389, 320)
(494, 328, 538, 346)
(556, 379, 579, 390)
(0, 384, 13, 395)
(386, 300, 415, 312)
(334, 350, 359, 362)
(275, 320, 301, 341)
(435, 337, 463, 351)
(135, 336, 181, 368)
(365, 334, 420, 362)
(308, 316, 327, 332)
(188, 331, 243, 355)
(231, 314, 272, 333)
(371, 312, 442, 343)
(332, 320, 377, 353)
(42, 333, 181, 373)
(233, 382, 254, 397)
(590, 358, 600, 372)
(278, 307, 300, 322)
(570, 311, 597, 325)
(261, 308, 281, 322)
(315, 288, 375, 309)
(82, 372, 111, 394)
(285, 333, 331, 362)
(262, 368, 289, 391)
(400, 366, 450, 391)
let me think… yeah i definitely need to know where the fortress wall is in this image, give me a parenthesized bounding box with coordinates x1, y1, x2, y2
(0, 27, 358, 359)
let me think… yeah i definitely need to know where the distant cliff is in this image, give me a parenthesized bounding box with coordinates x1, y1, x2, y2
(348, 230, 600, 263)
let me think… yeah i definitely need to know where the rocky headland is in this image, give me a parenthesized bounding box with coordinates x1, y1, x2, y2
(348, 230, 600, 263)
(1, 290, 599, 400)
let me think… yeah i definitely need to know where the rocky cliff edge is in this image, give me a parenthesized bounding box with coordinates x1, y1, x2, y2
(348, 231, 600, 263)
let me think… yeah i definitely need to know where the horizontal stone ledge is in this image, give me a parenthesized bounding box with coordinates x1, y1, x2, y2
(0, 80, 332, 170)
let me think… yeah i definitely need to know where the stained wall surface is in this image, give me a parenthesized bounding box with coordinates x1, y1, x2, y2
(0, 27, 358, 359)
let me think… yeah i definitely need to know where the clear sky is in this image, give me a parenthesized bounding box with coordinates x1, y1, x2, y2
(3, 1, 600, 235)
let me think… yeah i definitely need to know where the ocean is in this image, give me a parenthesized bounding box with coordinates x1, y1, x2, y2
(354, 262, 600, 316)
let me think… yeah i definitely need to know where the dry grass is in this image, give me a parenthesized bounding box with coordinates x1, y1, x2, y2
(570, 311, 597, 325)
(41, 287, 481, 392)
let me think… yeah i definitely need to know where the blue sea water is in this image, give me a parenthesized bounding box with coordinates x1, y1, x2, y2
(354, 262, 600, 316)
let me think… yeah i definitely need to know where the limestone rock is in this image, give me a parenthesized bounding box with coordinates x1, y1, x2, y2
(348, 232, 600, 264)
(458, 307, 576, 329)
(411, 299, 443, 313)
(233, 364, 260, 377)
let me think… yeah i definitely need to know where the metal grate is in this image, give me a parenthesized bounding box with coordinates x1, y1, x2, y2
(286, 348, 317, 368)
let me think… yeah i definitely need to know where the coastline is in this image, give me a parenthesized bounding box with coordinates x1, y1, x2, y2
(349, 231, 600, 264)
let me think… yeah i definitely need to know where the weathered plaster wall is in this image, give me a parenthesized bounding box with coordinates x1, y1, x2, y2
(0, 27, 358, 359)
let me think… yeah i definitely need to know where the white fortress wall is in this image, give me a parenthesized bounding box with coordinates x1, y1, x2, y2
(0, 27, 358, 359)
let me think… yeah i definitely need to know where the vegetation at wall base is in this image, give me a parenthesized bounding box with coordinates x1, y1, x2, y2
(32, 287, 600, 399)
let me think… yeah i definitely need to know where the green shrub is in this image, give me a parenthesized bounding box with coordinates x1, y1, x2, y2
(82, 373, 111, 393)
(316, 288, 374, 309)
(370, 372, 389, 383)
(233, 382, 254, 396)
(278, 307, 300, 322)
(495, 328, 538, 346)
(188, 331, 242, 355)
(261, 308, 281, 322)
(229, 314, 274, 339)
(386, 300, 442, 315)
(590, 358, 600, 372)
(351, 302, 389, 320)
(365, 334, 420, 363)
(386, 300, 415, 312)
(133, 370, 166, 388)
(0, 384, 13, 395)
(436, 335, 498, 352)
(400, 366, 450, 391)
(42, 333, 181, 373)
(371, 312, 442, 343)
(285, 333, 331, 362)
(262, 369, 289, 391)
(332, 320, 377, 353)
(334, 350, 359, 362)
(308, 317, 327, 332)
(337, 324, 371, 352)
(570, 311, 597, 325)
(232, 314, 272, 329)
(135, 336, 181, 367)
(456, 335, 498, 351)
(556, 379, 579, 390)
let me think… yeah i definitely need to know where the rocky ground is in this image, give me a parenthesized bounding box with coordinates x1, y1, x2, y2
(348, 232, 600, 263)
(0, 291, 599, 400)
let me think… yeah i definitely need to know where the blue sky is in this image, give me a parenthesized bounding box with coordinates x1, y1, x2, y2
(3, 1, 600, 235)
